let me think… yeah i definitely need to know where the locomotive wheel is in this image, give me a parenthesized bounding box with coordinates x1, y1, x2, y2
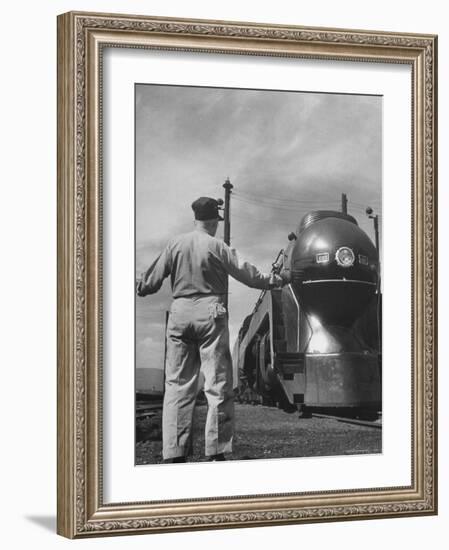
(272, 385, 297, 414)
(283, 402, 298, 414)
(298, 405, 312, 418)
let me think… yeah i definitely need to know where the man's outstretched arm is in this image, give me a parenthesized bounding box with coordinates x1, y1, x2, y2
(136, 246, 171, 297)
(220, 243, 282, 290)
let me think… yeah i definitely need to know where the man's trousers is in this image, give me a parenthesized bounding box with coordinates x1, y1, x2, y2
(162, 294, 235, 460)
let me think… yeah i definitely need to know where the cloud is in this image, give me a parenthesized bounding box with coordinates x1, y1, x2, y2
(135, 85, 382, 359)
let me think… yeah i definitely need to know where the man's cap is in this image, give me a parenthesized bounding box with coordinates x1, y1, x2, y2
(191, 197, 224, 221)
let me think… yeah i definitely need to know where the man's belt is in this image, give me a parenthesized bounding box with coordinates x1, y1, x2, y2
(172, 292, 226, 299)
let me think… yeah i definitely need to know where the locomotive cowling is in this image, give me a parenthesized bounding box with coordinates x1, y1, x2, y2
(233, 210, 382, 416)
(286, 211, 379, 326)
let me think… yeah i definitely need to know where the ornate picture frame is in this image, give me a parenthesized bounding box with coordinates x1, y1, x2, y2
(57, 11, 437, 538)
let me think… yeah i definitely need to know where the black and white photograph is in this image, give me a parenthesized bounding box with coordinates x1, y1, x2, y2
(134, 84, 383, 465)
(52, 7, 438, 540)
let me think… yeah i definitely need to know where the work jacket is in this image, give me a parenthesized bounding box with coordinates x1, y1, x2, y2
(136, 228, 271, 298)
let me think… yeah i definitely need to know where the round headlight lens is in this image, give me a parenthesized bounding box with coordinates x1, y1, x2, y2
(335, 247, 355, 267)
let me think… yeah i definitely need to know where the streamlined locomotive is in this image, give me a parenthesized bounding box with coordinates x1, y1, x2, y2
(233, 210, 381, 416)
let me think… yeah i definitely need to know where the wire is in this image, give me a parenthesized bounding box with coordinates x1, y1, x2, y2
(232, 210, 298, 228)
(349, 206, 383, 216)
(232, 196, 297, 211)
(233, 192, 343, 209)
(232, 196, 381, 229)
(233, 189, 381, 215)
(350, 200, 382, 208)
(235, 196, 340, 209)
(234, 189, 342, 206)
(232, 195, 339, 213)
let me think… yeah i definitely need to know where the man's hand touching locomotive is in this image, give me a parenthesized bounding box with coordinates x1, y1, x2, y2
(136, 197, 285, 463)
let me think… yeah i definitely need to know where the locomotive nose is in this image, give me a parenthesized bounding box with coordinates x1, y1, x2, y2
(300, 278, 377, 326)
(290, 216, 379, 326)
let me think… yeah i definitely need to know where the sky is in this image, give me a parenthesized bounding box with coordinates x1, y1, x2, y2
(135, 84, 382, 381)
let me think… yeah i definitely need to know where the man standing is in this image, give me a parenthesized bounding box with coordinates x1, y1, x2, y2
(136, 197, 283, 463)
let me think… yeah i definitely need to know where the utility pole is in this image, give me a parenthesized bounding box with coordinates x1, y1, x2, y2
(373, 215, 379, 254)
(366, 206, 382, 357)
(223, 177, 233, 246)
(222, 177, 233, 310)
(366, 206, 380, 254)
(163, 310, 169, 391)
(341, 193, 348, 214)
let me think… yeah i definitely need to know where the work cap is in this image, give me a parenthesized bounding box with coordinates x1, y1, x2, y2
(191, 197, 224, 221)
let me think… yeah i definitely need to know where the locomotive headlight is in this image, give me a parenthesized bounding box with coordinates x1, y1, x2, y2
(335, 246, 355, 267)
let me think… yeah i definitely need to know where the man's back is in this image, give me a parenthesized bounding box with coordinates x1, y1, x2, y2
(137, 228, 271, 298)
(168, 230, 228, 297)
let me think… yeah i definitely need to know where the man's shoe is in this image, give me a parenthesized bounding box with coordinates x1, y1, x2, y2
(207, 453, 226, 461)
(163, 456, 186, 464)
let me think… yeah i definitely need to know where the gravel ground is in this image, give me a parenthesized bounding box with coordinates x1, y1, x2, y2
(136, 403, 381, 465)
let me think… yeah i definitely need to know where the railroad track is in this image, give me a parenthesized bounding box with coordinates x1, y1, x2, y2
(237, 398, 383, 429)
(312, 412, 382, 429)
(136, 401, 163, 419)
(136, 399, 382, 429)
